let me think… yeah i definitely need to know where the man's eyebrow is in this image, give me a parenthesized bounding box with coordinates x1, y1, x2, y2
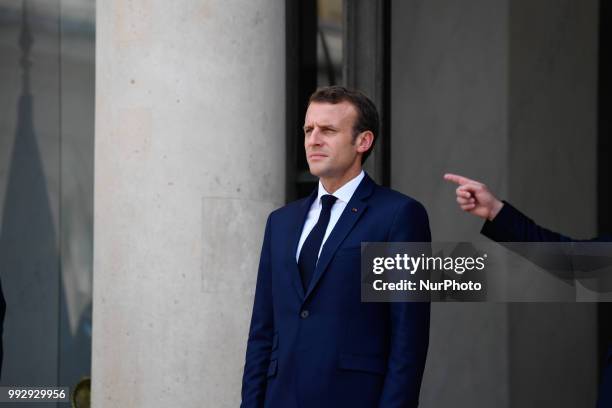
(319, 124, 337, 130)
(303, 123, 337, 131)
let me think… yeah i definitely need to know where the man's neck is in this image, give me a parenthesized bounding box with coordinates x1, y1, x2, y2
(320, 166, 363, 194)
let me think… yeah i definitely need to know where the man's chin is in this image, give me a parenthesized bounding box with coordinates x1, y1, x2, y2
(307, 164, 326, 178)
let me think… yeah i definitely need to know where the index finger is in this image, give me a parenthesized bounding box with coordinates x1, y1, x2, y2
(443, 173, 476, 186)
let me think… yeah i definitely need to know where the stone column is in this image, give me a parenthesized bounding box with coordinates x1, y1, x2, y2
(92, 1, 285, 407)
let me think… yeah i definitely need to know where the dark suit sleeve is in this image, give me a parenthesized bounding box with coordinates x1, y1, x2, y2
(378, 201, 431, 408)
(481, 201, 573, 242)
(241, 215, 274, 408)
(480, 201, 612, 283)
(481, 201, 611, 243)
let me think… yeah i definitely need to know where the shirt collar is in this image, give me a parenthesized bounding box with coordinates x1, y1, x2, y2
(316, 170, 365, 206)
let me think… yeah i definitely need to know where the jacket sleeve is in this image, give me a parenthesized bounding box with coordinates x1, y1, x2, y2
(481, 201, 612, 242)
(480, 201, 612, 278)
(378, 200, 431, 408)
(241, 215, 274, 408)
(481, 201, 573, 242)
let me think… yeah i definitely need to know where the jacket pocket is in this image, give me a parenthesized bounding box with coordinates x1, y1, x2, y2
(338, 353, 386, 375)
(267, 359, 278, 378)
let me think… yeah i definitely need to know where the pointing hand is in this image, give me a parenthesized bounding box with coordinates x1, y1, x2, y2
(443, 173, 504, 221)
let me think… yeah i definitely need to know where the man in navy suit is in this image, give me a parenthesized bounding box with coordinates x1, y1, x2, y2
(444, 172, 612, 408)
(241, 86, 431, 408)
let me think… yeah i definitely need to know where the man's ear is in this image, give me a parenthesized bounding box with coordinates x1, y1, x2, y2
(355, 131, 374, 154)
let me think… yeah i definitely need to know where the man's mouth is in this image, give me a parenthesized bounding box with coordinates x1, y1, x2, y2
(308, 153, 327, 160)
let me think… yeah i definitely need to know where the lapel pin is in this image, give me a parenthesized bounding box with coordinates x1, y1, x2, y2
(351, 207, 358, 212)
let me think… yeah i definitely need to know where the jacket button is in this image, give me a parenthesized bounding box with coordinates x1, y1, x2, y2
(300, 310, 309, 319)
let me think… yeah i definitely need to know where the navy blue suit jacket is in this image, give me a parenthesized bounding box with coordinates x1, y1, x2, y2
(481, 201, 611, 243)
(481, 201, 612, 408)
(241, 174, 431, 408)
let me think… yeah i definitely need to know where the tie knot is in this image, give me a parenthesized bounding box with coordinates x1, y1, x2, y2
(321, 194, 337, 210)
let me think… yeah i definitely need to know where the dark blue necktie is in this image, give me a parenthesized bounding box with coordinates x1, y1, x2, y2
(298, 194, 338, 291)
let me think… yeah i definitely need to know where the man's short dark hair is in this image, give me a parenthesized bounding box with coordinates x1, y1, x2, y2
(308, 86, 379, 164)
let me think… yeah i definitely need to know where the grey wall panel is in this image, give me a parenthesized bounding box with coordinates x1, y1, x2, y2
(391, 1, 510, 406)
(391, 0, 598, 406)
(507, 1, 598, 407)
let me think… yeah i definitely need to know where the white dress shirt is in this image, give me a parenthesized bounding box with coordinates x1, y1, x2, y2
(295, 170, 365, 261)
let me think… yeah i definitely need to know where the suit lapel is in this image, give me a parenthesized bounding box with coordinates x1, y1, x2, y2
(288, 189, 317, 300)
(304, 174, 375, 300)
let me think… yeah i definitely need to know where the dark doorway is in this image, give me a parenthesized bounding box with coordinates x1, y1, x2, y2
(598, 0, 612, 379)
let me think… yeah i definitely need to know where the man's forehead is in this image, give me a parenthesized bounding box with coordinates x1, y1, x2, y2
(305, 101, 357, 124)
